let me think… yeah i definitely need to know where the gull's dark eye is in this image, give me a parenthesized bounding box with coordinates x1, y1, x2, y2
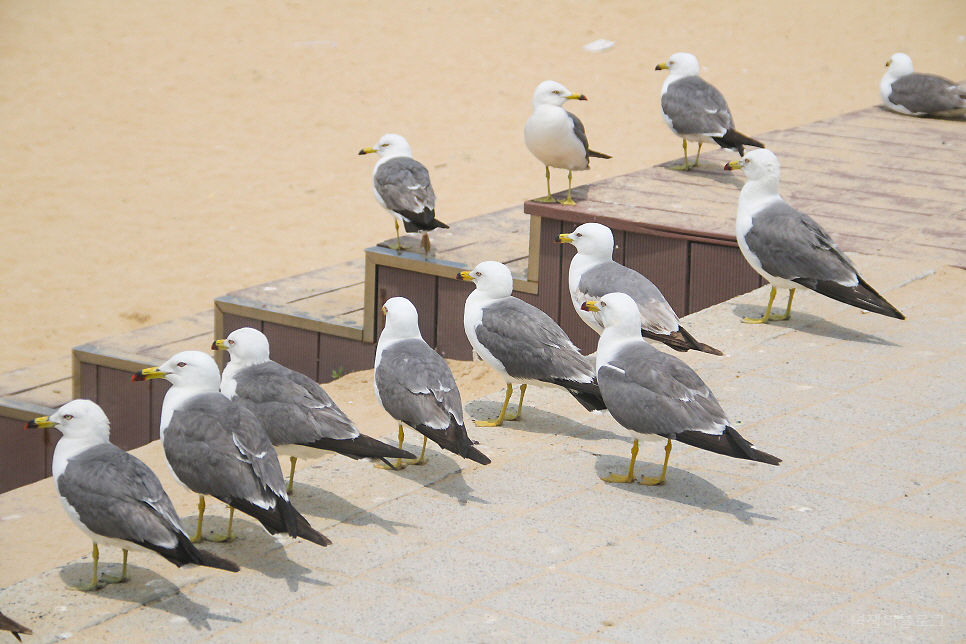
(63, 414, 73, 420)
(177, 362, 187, 367)
(475, 271, 482, 276)
(575, 232, 582, 237)
(228, 339, 234, 345)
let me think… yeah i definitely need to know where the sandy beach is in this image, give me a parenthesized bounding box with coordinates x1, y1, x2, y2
(1, 0, 964, 374)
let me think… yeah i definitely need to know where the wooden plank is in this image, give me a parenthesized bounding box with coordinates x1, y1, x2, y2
(804, 120, 966, 153)
(768, 128, 966, 167)
(768, 137, 966, 180)
(97, 366, 152, 452)
(318, 334, 377, 384)
(375, 266, 438, 346)
(263, 322, 321, 382)
(516, 217, 563, 319)
(434, 277, 474, 360)
(0, 415, 51, 493)
(79, 361, 97, 400)
(688, 243, 763, 315)
(149, 380, 168, 442)
(623, 233, 691, 317)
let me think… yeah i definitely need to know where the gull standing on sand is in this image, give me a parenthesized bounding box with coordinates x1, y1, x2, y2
(460, 261, 606, 427)
(725, 149, 905, 323)
(135, 351, 331, 547)
(375, 297, 491, 467)
(213, 327, 416, 493)
(525, 80, 611, 205)
(359, 134, 449, 252)
(26, 400, 240, 591)
(559, 222, 722, 355)
(584, 293, 780, 485)
(880, 53, 966, 117)
(656, 53, 764, 170)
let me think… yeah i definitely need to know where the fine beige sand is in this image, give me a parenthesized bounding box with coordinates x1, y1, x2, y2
(1, 1, 963, 374)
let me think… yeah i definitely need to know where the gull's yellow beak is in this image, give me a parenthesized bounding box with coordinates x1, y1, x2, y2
(581, 300, 601, 312)
(25, 415, 55, 430)
(724, 160, 743, 172)
(558, 233, 573, 244)
(457, 270, 474, 281)
(655, 63, 669, 71)
(212, 339, 228, 351)
(359, 147, 377, 155)
(567, 93, 588, 101)
(133, 366, 167, 382)
(885, 60, 891, 67)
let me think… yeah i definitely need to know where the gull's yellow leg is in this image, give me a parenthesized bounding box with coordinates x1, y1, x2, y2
(73, 543, 102, 591)
(208, 506, 235, 543)
(504, 384, 527, 422)
(694, 142, 703, 167)
(558, 171, 577, 205)
(191, 495, 206, 543)
(286, 456, 298, 495)
(742, 287, 779, 324)
(403, 436, 429, 466)
(474, 385, 513, 427)
(639, 439, 672, 486)
(769, 288, 795, 321)
(389, 220, 403, 251)
(100, 549, 129, 585)
(375, 423, 407, 470)
(671, 140, 692, 171)
(533, 167, 557, 203)
(601, 439, 640, 483)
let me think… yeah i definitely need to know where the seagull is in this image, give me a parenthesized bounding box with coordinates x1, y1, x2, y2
(26, 400, 239, 591)
(725, 149, 905, 323)
(558, 222, 723, 355)
(583, 293, 781, 484)
(359, 134, 449, 252)
(656, 53, 764, 170)
(134, 351, 331, 546)
(525, 80, 611, 205)
(213, 327, 416, 491)
(459, 260, 606, 427)
(881, 53, 966, 117)
(374, 297, 490, 467)
(0, 611, 31, 642)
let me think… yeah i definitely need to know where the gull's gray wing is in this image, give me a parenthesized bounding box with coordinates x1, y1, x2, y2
(890, 73, 966, 114)
(232, 361, 358, 444)
(745, 199, 858, 284)
(164, 393, 287, 504)
(599, 343, 727, 438)
(58, 443, 184, 548)
(662, 76, 735, 136)
(475, 297, 595, 383)
(373, 156, 437, 227)
(567, 110, 591, 159)
(576, 261, 680, 335)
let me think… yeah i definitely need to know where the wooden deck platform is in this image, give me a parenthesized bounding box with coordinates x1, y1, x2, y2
(3, 103, 964, 493)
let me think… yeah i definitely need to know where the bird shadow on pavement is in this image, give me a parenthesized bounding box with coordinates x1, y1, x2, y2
(465, 402, 624, 443)
(654, 160, 746, 188)
(730, 303, 899, 346)
(217, 537, 331, 593)
(285, 485, 415, 535)
(591, 452, 776, 526)
(57, 564, 242, 631)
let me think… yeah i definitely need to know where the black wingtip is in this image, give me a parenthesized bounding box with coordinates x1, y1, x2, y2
(796, 276, 906, 320)
(675, 427, 781, 465)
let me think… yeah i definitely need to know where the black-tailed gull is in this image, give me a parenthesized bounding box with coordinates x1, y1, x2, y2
(459, 260, 606, 427)
(583, 293, 780, 484)
(359, 133, 448, 252)
(881, 53, 966, 117)
(375, 297, 490, 466)
(213, 327, 416, 491)
(559, 222, 723, 355)
(656, 53, 764, 170)
(0, 611, 31, 641)
(26, 400, 239, 591)
(134, 351, 332, 546)
(525, 80, 611, 205)
(725, 149, 905, 323)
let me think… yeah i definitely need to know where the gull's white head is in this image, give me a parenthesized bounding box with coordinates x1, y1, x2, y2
(726, 148, 781, 184)
(657, 53, 701, 77)
(532, 80, 586, 110)
(584, 292, 642, 333)
(558, 223, 614, 260)
(459, 261, 514, 298)
(360, 133, 413, 159)
(30, 399, 111, 444)
(382, 296, 422, 341)
(216, 327, 271, 366)
(885, 53, 914, 78)
(138, 350, 223, 392)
